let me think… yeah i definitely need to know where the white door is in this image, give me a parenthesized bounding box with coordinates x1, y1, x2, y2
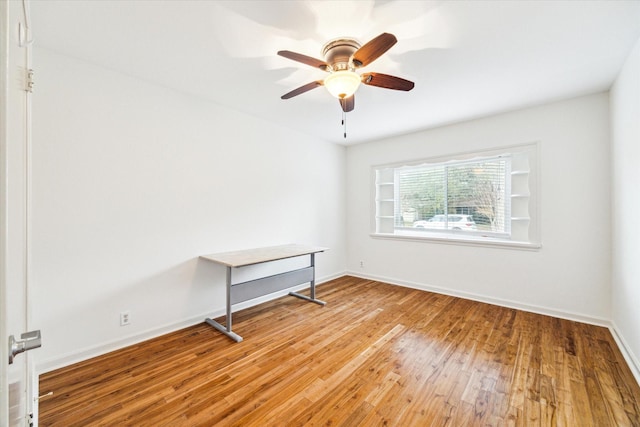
(1, 0, 37, 426)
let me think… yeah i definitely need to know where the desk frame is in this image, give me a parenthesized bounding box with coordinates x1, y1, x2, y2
(200, 244, 327, 342)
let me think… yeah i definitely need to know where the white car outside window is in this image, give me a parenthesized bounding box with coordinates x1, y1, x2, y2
(413, 215, 477, 231)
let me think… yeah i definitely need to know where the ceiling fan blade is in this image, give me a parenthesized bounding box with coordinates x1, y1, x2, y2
(277, 50, 329, 71)
(352, 33, 397, 68)
(361, 72, 415, 91)
(339, 95, 355, 112)
(281, 81, 324, 99)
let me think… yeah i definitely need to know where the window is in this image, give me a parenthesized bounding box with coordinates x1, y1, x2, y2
(373, 143, 539, 248)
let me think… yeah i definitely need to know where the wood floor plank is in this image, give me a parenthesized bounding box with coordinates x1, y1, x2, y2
(39, 276, 640, 426)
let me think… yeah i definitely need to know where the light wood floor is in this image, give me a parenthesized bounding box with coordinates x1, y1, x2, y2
(39, 276, 640, 426)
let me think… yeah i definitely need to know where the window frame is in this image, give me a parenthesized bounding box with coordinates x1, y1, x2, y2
(370, 142, 541, 250)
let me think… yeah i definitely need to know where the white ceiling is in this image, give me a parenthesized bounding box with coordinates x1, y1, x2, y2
(30, 0, 640, 145)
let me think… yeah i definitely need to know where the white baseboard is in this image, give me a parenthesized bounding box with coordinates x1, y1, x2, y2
(37, 313, 210, 374)
(37, 272, 345, 374)
(346, 271, 610, 326)
(609, 322, 640, 387)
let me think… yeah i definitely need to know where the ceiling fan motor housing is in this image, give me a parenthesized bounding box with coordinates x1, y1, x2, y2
(322, 38, 361, 71)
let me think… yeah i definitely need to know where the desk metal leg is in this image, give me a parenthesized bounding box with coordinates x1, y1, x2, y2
(289, 253, 326, 306)
(205, 266, 243, 342)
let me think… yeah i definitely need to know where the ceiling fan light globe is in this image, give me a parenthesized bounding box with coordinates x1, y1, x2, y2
(324, 71, 361, 99)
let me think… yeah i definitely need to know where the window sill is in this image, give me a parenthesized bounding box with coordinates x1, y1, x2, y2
(370, 231, 541, 251)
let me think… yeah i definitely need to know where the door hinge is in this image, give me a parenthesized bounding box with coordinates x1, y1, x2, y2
(25, 68, 34, 93)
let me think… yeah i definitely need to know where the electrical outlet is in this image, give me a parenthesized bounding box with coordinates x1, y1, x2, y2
(360, 261, 364, 268)
(120, 311, 131, 326)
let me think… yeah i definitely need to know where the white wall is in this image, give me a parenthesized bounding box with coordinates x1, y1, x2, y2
(610, 36, 640, 378)
(346, 93, 611, 323)
(31, 49, 346, 371)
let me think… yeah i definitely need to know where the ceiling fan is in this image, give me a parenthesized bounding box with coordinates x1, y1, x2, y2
(277, 33, 415, 115)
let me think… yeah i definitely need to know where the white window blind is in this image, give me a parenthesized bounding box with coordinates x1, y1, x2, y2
(374, 143, 538, 247)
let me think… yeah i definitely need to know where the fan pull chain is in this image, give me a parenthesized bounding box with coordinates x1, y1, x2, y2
(342, 110, 347, 139)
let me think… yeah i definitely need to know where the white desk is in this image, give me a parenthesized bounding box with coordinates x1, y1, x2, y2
(200, 244, 328, 342)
